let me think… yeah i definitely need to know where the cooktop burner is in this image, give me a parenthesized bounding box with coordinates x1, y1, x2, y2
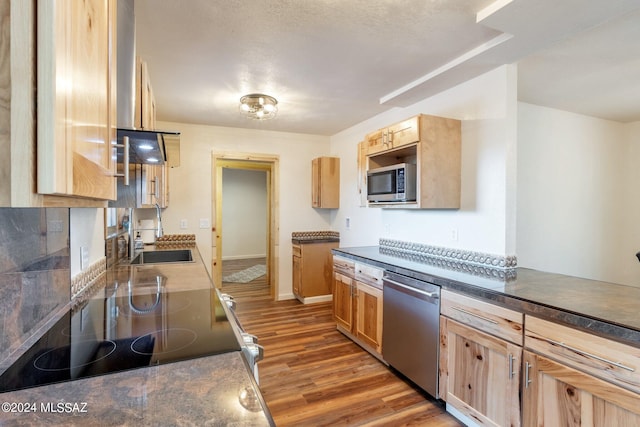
(0, 287, 240, 393)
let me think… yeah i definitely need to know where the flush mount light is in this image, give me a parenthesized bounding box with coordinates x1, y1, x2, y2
(239, 93, 278, 120)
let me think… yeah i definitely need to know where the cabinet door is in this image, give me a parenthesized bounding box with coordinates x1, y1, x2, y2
(159, 164, 169, 208)
(311, 158, 321, 207)
(37, 0, 117, 200)
(332, 272, 354, 332)
(135, 57, 157, 130)
(440, 317, 521, 427)
(139, 164, 160, 207)
(357, 141, 367, 207)
(292, 255, 301, 297)
(311, 157, 339, 208)
(365, 128, 388, 155)
(388, 116, 420, 149)
(523, 351, 640, 427)
(417, 115, 461, 209)
(355, 281, 383, 354)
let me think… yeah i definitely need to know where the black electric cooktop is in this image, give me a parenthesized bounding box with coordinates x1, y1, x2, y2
(0, 286, 241, 393)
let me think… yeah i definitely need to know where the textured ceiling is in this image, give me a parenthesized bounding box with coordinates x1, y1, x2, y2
(135, 0, 640, 135)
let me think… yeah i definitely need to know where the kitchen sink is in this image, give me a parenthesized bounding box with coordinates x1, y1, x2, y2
(130, 249, 194, 265)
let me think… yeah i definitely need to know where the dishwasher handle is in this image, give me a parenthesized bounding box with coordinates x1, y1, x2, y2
(383, 277, 440, 303)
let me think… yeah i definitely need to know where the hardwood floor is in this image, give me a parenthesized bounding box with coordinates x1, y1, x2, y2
(221, 257, 270, 297)
(228, 284, 463, 426)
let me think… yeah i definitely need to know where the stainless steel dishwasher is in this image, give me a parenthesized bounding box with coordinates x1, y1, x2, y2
(382, 271, 441, 398)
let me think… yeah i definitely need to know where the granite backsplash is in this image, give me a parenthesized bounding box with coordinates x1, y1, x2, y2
(0, 208, 70, 365)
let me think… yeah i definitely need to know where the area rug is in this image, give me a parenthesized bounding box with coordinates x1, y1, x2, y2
(222, 264, 266, 283)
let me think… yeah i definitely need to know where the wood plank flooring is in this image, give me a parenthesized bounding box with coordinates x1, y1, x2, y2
(227, 279, 463, 426)
(221, 257, 270, 297)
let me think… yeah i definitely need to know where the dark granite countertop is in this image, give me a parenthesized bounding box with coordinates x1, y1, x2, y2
(292, 237, 340, 244)
(291, 231, 340, 244)
(0, 246, 273, 426)
(333, 246, 640, 347)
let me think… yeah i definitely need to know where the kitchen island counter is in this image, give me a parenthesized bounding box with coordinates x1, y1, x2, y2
(0, 246, 273, 426)
(0, 351, 269, 426)
(334, 246, 640, 347)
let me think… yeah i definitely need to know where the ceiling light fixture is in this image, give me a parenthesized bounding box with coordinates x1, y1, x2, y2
(239, 93, 278, 120)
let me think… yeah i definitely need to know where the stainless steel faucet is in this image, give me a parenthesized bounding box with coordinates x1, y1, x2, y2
(155, 203, 164, 239)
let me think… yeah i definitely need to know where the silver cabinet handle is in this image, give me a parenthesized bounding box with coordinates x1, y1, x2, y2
(383, 278, 439, 299)
(451, 306, 498, 324)
(508, 354, 516, 380)
(152, 175, 159, 200)
(546, 338, 635, 372)
(114, 136, 130, 186)
(525, 361, 532, 388)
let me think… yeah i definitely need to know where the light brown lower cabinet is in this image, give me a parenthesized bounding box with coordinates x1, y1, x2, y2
(439, 317, 522, 427)
(522, 350, 640, 426)
(332, 272, 354, 331)
(292, 241, 337, 302)
(332, 260, 383, 357)
(355, 281, 383, 353)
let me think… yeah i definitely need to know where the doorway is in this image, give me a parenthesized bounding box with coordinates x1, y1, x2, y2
(212, 153, 279, 300)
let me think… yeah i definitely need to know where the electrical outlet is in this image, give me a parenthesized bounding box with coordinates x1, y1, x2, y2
(450, 228, 459, 241)
(180, 219, 188, 229)
(345, 217, 351, 230)
(80, 246, 89, 270)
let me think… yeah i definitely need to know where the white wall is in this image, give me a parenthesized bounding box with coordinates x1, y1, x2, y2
(517, 103, 640, 286)
(69, 208, 106, 277)
(330, 65, 519, 256)
(157, 66, 519, 301)
(222, 168, 267, 259)
(156, 122, 333, 298)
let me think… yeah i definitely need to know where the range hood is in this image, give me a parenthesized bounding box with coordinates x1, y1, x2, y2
(116, 0, 180, 166)
(116, 128, 180, 167)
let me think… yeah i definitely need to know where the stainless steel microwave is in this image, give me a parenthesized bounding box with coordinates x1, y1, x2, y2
(367, 163, 417, 203)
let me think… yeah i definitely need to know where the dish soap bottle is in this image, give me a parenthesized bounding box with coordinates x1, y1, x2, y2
(134, 232, 144, 250)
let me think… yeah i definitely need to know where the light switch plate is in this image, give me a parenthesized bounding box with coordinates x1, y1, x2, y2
(199, 218, 210, 229)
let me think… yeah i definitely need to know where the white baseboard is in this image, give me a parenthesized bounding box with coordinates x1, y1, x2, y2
(278, 293, 296, 301)
(295, 294, 333, 304)
(222, 254, 266, 261)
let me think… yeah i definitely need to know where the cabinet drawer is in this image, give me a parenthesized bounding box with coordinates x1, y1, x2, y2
(333, 255, 354, 276)
(525, 316, 640, 394)
(441, 290, 523, 345)
(354, 263, 383, 289)
(292, 244, 301, 257)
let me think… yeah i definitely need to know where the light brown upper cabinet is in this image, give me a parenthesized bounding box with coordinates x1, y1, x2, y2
(37, 0, 117, 201)
(139, 164, 169, 208)
(312, 157, 340, 209)
(365, 116, 420, 155)
(356, 141, 368, 207)
(135, 57, 157, 130)
(135, 57, 169, 208)
(366, 114, 461, 209)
